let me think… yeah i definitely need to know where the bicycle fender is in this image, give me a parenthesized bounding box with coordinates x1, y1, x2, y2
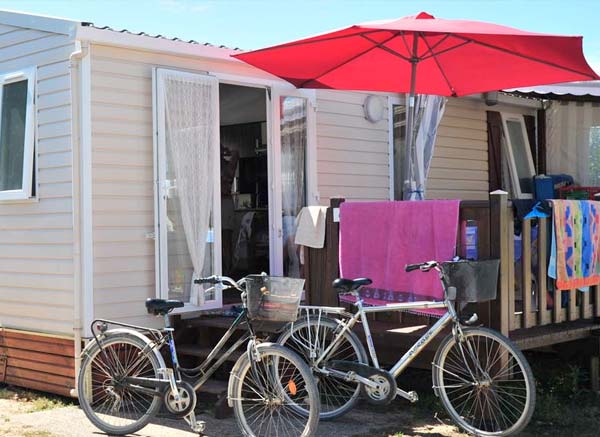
(81, 328, 168, 370)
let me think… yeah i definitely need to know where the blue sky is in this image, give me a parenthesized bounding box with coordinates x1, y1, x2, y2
(2, 0, 600, 69)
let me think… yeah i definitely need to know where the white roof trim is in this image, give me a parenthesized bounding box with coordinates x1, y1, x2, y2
(507, 81, 600, 97)
(77, 25, 240, 63)
(0, 9, 77, 36)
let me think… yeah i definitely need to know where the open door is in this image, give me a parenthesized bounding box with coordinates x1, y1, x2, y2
(268, 88, 316, 278)
(154, 68, 222, 310)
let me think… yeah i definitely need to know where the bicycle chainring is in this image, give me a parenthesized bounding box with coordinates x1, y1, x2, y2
(361, 371, 397, 405)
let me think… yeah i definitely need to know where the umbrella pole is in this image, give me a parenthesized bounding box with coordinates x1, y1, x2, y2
(403, 37, 419, 200)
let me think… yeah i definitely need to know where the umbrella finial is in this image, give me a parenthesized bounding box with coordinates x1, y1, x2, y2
(416, 12, 435, 19)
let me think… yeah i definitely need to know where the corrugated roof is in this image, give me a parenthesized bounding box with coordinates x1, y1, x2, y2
(80, 21, 242, 51)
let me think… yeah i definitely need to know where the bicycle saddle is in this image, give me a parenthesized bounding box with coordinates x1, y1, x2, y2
(332, 277, 372, 293)
(145, 298, 184, 315)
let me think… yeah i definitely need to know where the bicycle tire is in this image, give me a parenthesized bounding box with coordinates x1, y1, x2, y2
(230, 343, 320, 437)
(77, 333, 163, 436)
(433, 327, 536, 436)
(278, 316, 368, 420)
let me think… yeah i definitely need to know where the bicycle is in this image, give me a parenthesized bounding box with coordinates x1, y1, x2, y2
(77, 274, 320, 436)
(278, 260, 536, 436)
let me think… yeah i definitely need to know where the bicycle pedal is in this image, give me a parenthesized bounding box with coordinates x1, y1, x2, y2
(408, 391, 418, 403)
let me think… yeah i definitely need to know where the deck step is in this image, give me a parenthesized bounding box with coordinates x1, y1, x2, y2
(198, 378, 228, 395)
(177, 344, 243, 362)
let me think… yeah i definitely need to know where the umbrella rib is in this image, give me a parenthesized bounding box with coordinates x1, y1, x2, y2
(418, 33, 452, 59)
(452, 34, 598, 79)
(420, 39, 471, 61)
(360, 33, 411, 62)
(298, 31, 401, 88)
(420, 35, 459, 96)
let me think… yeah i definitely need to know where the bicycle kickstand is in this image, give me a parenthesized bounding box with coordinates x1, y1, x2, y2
(184, 412, 205, 435)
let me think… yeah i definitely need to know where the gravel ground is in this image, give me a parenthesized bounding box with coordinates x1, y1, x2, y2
(0, 393, 467, 437)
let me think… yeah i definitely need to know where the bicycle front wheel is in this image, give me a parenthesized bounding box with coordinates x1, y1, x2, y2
(278, 316, 368, 420)
(230, 343, 320, 437)
(77, 333, 163, 436)
(433, 327, 535, 436)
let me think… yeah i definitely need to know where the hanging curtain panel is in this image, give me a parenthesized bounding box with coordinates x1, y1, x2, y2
(546, 100, 600, 186)
(163, 73, 218, 305)
(280, 96, 307, 278)
(408, 94, 446, 200)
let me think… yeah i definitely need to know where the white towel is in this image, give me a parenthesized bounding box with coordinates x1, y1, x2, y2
(294, 206, 328, 249)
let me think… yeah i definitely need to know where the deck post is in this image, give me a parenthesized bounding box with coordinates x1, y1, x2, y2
(306, 198, 345, 306)
(490, 190, 510, 337)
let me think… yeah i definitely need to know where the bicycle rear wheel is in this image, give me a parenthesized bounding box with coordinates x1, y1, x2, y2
(433, 327, 535, 436)
(77, 333, 163, 436)
(278, 316, 368, 420)
(230, 343, 320, 437)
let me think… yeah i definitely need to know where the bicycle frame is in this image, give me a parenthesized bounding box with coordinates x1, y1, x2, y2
(312, 286, 460, 384)
(90, 305, 254, 395)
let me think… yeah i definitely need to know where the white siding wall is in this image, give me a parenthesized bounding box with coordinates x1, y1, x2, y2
(428, 98, 537, 201)
(316, 90, 390, 204)
(89, 43, 280, 325)
(0, 24, 76, 335)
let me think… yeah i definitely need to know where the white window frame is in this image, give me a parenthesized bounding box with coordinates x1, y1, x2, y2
(388, 94, 409, 200)
(500, 112, 536, 199)
(0, 67, 36, 201)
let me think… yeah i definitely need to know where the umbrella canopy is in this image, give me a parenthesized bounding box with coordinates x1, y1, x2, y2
(234, 12, 599, 199)
(234, 11, 598, 96)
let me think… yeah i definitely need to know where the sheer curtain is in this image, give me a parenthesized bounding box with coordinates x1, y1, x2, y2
(546, 100, 600, 185)
(408, 95, 446, 200)
(280, 97, 307, 278)
(163, 73, 218, 305)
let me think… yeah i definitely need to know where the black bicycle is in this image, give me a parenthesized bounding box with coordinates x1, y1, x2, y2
(77, 274, 320, 436)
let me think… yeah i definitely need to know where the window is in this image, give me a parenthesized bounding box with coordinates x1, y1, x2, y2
(392, 100, 407, 200)
(588, 126, 600, 185)
(501, 113, 535, 199)
(0, 68, 35, 201)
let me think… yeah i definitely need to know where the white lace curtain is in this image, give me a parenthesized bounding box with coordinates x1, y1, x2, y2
(163, 73, 218, 305)
(281, 97, 307, 278)
(546, 100, 600, 185)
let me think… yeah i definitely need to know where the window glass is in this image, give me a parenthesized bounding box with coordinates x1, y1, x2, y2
(0, 80, 28, 192)
(280, 96, 307, 278)
(392, 103, 407, 199)
(506, 119, 533, 195)
(589, 126, 600, 185)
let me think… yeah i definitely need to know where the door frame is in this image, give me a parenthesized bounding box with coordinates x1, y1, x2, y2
(153, 69, 318, 310)
(153, 67, 222, 311)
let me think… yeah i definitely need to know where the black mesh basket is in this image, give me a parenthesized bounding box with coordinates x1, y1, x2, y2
(441, 259, 500, 303)
(245, 275, 304, 322)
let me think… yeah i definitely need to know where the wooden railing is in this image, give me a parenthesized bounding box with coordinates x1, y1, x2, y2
(304, 193, 600, 339)
(492, 191, 600, 334)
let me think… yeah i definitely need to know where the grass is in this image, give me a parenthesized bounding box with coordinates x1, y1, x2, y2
(0, 384, 73, 413)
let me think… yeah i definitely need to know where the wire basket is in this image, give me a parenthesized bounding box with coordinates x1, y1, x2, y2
(441, 259, 500, 303)
(245, 275, 304, 322)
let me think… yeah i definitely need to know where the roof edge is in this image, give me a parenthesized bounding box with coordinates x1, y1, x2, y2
(77, 25, 240, 63)
(0, 9, 78, 37)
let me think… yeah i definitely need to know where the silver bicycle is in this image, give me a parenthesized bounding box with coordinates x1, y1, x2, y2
(278, 260, 536, 436)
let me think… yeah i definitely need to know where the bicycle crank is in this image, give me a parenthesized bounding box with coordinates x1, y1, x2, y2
(329, 360, 397, 405)
(164, 381, 197, 418)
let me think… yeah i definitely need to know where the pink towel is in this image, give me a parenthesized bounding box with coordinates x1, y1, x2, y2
(339, 200, 460, 305)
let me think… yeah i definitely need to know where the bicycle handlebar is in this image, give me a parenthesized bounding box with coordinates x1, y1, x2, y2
(194, 275, 239, 288)
(405, 261, 439, 273)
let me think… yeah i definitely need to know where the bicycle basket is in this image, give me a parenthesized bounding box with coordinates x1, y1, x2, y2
(245, 275, 304, 322)
(441, 259, 500, 303)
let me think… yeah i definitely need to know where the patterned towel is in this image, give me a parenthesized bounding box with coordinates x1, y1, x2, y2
(549, 200, 600, 290)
